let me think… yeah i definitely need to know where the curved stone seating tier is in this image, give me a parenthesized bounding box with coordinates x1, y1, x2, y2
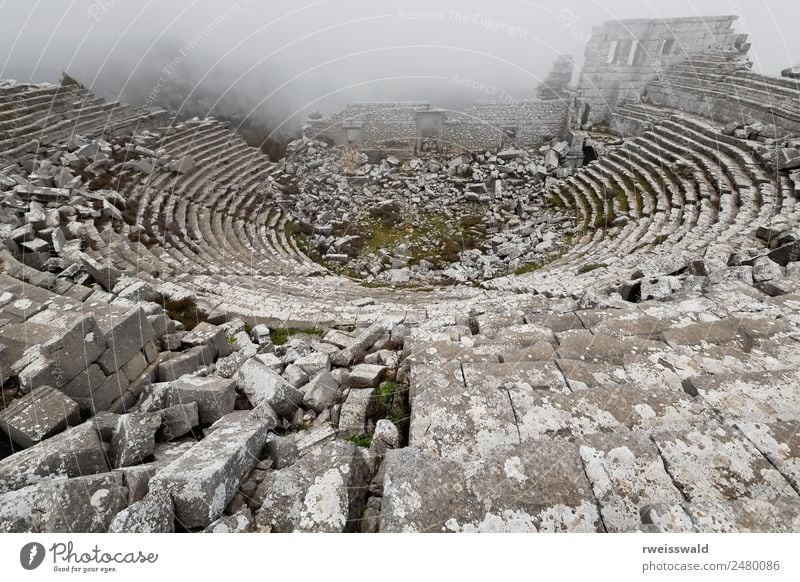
(646, 59, 800, 136)
(0, 79, 796, 322)
(504, 103, 791, 297)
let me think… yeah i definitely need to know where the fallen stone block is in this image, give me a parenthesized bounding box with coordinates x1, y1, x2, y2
(157, 346, 207, 381)
(108, 493, 174, 533)
(0, 385, 80, 448)
(149, 415, 271, 529)
(63, 366, 127, 414)
(348, 363, 386, 388)
(337, 388, 374, 438)
(254, 440, 369, 532)
(293, 352, 330, 377)
(113, 463, 163, 504)
(181, 322, 230, 360)
(96, 307, 156, 374)
(111, 412, 162, 468)
(302, 371, 342, 413)
(0, 484, 39, 532)
(32, 473, 128, 533)
(17, 314, 107, 392)
(80, 253, 123, 292)
(168, 155, 195, 174)
(769, 241, 800, 267)
(236, 357, 302, 420)
(138, 376, 235, 425)
(0, 422, 109, 494)
(158, 402, 199, 441)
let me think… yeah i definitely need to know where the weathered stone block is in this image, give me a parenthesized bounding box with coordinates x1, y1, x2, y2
(236, 358, 303, 420)
(0, 385, 80, 448)
(138, 376, 235, 425)
(149, 416, 271, 529)
(255, 441, 369, 532)
(96, 308, 156, 374)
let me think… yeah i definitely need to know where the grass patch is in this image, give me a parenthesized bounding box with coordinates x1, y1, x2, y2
(577, 262, 608, 275)
(369, 381, 407, 429)
(292, 202, 489, 280)
(344, 435, 373, 448)
(270, 327, 324, 346)
(514, 262, 544, 276)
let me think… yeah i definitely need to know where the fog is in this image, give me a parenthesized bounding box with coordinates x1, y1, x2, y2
(1, 0, 798, 139)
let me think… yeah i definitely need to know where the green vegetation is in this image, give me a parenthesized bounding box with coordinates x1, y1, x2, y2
(577, 262, 608, 275)
(344, 435, 373, 448)
(290, 201, 489, 282)
(652, 234, 669, 246)
(270, 327, 324, 346)
(514, 262, 544, 276)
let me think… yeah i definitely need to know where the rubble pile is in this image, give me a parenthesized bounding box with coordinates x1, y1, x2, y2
(278, 138, 579, 285)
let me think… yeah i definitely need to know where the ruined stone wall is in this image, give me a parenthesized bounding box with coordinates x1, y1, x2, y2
(443, 100, 569, 150)
(304, 102, 428, 148)
(577, 16, 748, 127)
(305, 98, 569, 152)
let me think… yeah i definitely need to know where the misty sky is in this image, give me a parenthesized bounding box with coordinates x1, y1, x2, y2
(1, 0, 798, 130)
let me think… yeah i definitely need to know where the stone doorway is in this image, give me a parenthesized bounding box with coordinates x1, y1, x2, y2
(415, 110, 445, 154)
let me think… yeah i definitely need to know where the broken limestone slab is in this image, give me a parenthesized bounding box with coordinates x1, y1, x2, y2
(0, 422, 109, 494)
(158, 402, 199, 441)
(17, 314, 107, 392)
(137, 376, 235, 425)
(149, 415, 271, 529)
(254, 440, 369, 532)
(0, 385, 80, 448)
(302, 371, 342, 413)
(168, 155, 195, 174)
(181, 322, 230, 360)
(348, 363, 386, 388)
(96, 307, 156, 374)
(236, 357, 303, 420)
(337, 388, 374, 438)
(32, 473, 128, 533)
(113, 462, 164, 504)
(0, 484, 40, 532)
(108, 494, 174, 533)
(204, 508, 253, 533)
(293, 352, 330, 377)
(111, 411, 162, 468)
(157, 346, 207, 381)
(62, 365, 126, 414)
